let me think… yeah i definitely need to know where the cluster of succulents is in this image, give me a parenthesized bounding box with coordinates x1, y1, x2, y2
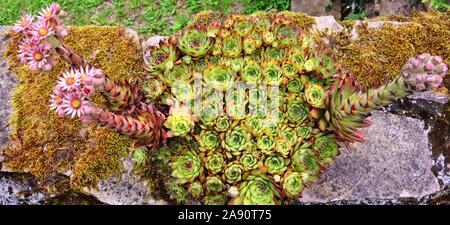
(14, 4, 448, 205)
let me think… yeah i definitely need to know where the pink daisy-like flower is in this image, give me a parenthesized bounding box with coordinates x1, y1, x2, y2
(49, 93, 65, 111)
(18, 38, 35, 63)
(63, 94, 87, 118)
(39, 3, 61, 21)
(27, 46, 51, 71)
(31, 21, 54, 40)
(13, 14, 34, 34)
(57, 69, 81, 91)
(78, 66, 97, 82)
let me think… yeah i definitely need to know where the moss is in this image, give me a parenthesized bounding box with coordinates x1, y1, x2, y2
(329, 11, 450, 91)
(190, 11, 315, 32)
(3, 26, 143, 189)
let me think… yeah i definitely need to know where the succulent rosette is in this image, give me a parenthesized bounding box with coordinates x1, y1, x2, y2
(198, 130, 220, 151)
(313, 133, 339, 164)
(240, 153, 261, 171)
(262, 119, 278, 136)
(263, 62, 283, 85)
(275, 24, 300, 48)
(257, 135, 275, 154)
(304, 83, 326, 108)
(205, 153, 225, 174)
(171, 80, 194, 102)
(223, 127, 249, 155)
(231, 58, 245, 72)
(164, 63, 191, 86)
(133, 147, 148, 165)
(265, 47, 284, 62)
(264, 154, 287, 174)
(282, 63, 298, 78)
(248, 88, 266, 105)
(231, 174, 280, 205)
(287, 77, 303, 93)
(144, 41, 177, 72)
(275, 142, 291, 157)
(297, 125, 312, 141)
(292, 144, 321, 176)
(171, 151, 203, 184)
(199, 103, 220, 127)
(204, 193, 226, 205)
(141, 78, 163, 100)
(166, 179, 186, 203)
(204, 66, 235, 91)
(286, 101, 309, 123)
(280, 128, 297, 146)
(262, 31, 275, 45)
(222, 36, 242, 58)
(234, 20, 253, 36)
(206, 176, 224, 192)
(177, 28, 214, 57)
(215, 116, 231, 132)
(224, 162, 244, 184)
(193, 58, 207, 72)
(165, 113, 194, 137)
(242, 61, 262, 83)
(281, 171, 303, 198)
(244, 116, 263, 136)
(188, 181, 203, 198)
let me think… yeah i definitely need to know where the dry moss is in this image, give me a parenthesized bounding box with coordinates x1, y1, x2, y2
(330, 11, 450, 91)
(190, 11, 316, 32)
(3, 26, 145, 189)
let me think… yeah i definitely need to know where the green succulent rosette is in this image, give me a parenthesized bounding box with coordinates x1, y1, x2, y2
(204, 193, 226, 205)
(264, 62, 283, 85)
(282, 171, 303, 198)
(240, 153, 261, 171)
(133, 147, 148, 165)
(141, 78, 164, 100)
(313, 133, 339, 164)
(234, 20, 253, 36)
(286, 101, 309, 123)
(242, 61, 262, 84)
(275, 24, 300, 48)
(188, 181, 203, 198)
(214, 116, 231, 132)
(231, 58, 245, 72)
(204, 66, 235, 91)
(171, 80, 194, 102)
(224, 127, 249, 155)
(205, 153, 225, 174)
(166, 179, 186, 203)
(164, 63, 191, 86)
(298, 125, 312, 140)
(199, 103, 220, 127)
(280, 128, 297, 146)
(144, 42, 177, 72)
(223, 36, 242, 58)
(292, 144, 321, 175)
(243, 37, 258, 55)
(164, 114, 194, 137)
(198, 130, 220, 151)
(254, 17, 271, 31)
(287, 77, 303, 94)
(171, 151, 203, 184)
(248, 88, 267, 105)
(304, 58, 316, 72)
(282, 63, 298, 78)
(206, 176, 224, 192)
(265, 47, 284, 62)
(262, 119, 278, 136)
(275, 142, 291, 157)
(231, 174, 279, 205)
(244, 116, 263, 136)
(304, 83, 326, 108)
(224, 163, 244, 184)
(291, 49, 306, 72)
(257, 135, 275, 154)
(262, 31, 275, 45)
(316, 53, 337, 78)
(177, 28, 214, 57)
(264, 154, 287, 174)
(193, 58, 207, 72)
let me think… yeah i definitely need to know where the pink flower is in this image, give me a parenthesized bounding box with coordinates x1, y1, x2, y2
(39, 3, 61, 21)
(78, 66, 97, 83)
(18, 38, 34, 63)
(13, 14, 34, 34)
(49, 93, 65, 111)
(63, 94, 88, 118)
(31, 21, 54, 40)
(81, 85, 94, 98)
(57, 69, 81, 91)
(27, 46, 52, 71)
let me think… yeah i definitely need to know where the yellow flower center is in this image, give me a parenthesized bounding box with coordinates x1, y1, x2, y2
(34, 53, 43, 61)
(39, 28, 48, 36)
(71, 99, 81, 109)
(80, 72, 86, 81)
(45, 12, 52, 18)
(66, 77, 75, 86)
(22, 21, 29, 26)
(56, 96, 63, 104)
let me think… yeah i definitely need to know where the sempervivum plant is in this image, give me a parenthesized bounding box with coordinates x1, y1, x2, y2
(26, 4, 448, 205)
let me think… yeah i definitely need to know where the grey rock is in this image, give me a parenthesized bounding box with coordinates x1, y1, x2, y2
(0, 172, 46, 205)
(379, 0, 419, 16)
(312, 16, 344, 33)
(0, 26, 17, 149)
(291, 0, 342, 20)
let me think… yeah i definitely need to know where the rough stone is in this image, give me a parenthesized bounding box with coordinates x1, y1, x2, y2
(0, 172, 46, 205)
(379, 0, 420, 16)
(0, 26, 17, 149)
(312, 16, 344, 33)
(291, 0, 342, 20)
(299, 93, 448, 204)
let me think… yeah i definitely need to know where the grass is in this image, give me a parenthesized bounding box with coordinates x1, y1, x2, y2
(0, 0, 291, 36)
